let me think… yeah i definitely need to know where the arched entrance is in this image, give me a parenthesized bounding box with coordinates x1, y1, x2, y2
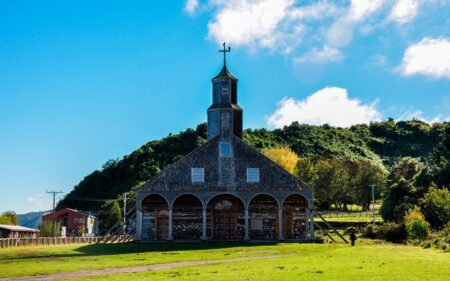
(172, 194, 203, 240)
(249, 194, 278, 240)
(141, 194, 169, 240)
(283, 194, 308, 239)
(207, 194, 245, 240)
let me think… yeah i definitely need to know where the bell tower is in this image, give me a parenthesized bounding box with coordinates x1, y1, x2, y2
(207, 43, 243, 140)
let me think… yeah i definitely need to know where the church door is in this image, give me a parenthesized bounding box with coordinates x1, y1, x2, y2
(209, 195, 244, 240)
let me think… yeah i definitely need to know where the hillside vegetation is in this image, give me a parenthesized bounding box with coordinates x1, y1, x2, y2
(58, 120, 446, 211)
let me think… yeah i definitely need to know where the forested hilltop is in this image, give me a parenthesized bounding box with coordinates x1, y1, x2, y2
(57, 120, 447, 211)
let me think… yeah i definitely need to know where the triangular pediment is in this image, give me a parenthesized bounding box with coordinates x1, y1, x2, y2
(142, 136, 301, 192)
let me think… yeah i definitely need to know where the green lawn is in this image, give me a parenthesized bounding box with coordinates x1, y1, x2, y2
(0, 240, 448, 281)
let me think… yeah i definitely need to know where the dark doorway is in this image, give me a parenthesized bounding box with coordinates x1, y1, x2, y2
(249, 194, 278, 240)
(207, 194, 244, 240)
(141, 194, 169, 240)
(283, 194, 308, 239)
(172, 194, 203, 240)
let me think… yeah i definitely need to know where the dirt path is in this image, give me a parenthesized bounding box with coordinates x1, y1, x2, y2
(1, 255, 288, 281)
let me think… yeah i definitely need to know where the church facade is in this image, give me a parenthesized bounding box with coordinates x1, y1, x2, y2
(136, 48, 314, 241)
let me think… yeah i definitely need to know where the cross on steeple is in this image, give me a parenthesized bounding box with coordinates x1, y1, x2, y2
(219, 42, 231, 66)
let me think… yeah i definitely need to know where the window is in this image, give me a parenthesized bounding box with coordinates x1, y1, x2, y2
(247, 168, 260, 183)
(191, 168, 204, 183)
(221, 112, 229, 128)
(222, 86, 229, 95)
(220, 141, 231, 157)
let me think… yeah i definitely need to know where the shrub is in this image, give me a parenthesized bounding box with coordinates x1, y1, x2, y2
(362, 224, 379, 239)
(0, 215, 12, 225)
(38, 220, 61, 237)
(379, 223, 407, 243)
(420, 187, 450, 228)
(404, 206, 429, 243)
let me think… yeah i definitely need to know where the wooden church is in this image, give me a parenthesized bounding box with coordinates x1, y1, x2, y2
(136, 44, 314, 241)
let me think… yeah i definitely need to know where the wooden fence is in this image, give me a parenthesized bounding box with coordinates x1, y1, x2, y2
(0, 236, 104, 248)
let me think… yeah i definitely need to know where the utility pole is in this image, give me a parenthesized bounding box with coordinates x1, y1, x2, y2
(369, 184, 376, 225)
(47, 190, 63, 237)
(121, 192, 129, 233)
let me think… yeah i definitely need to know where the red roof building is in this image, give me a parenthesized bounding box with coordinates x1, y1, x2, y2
(42, 208, 97, 237)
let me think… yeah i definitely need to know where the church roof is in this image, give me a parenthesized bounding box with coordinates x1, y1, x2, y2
(212, 65, 237, 81)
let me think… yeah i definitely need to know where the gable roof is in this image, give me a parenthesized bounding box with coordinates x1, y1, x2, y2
(0, 224, 39, 232)
(142, 135, 304, 192)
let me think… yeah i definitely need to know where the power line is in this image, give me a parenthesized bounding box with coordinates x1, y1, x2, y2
(47, 190, 63, 237)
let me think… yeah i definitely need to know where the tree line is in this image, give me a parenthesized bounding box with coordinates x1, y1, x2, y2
(56, 120, 449, 230)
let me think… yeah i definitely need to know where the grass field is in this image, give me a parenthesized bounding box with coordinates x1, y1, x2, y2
(0, 239, 448, 281)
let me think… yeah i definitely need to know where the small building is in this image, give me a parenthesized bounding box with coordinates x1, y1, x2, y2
(0, 224, 39, 238)
(42, 208, 98, 236)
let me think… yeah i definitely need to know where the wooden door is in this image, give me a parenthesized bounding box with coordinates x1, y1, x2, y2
(155, 210, 168, 240)
(212, 201, 239, 239)
(283, 208, 294, 239)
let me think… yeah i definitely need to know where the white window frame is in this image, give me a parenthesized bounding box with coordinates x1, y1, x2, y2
(191, 168, 204, 183)
(220, 141, 232, 157)
(247, 168, 260, 183)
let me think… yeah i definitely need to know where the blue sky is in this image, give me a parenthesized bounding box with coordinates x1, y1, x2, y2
(1, 0, 450, 214)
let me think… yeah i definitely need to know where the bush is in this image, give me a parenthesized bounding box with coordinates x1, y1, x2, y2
(0, 215, 12, 225)
(362, 223, 406, 243)
(404, 206, 429, 243)
(362, 224, 379, 239)
(379, 223, 407, 243)
(38, 220, 61, 237)
(420, 187, 450, 228)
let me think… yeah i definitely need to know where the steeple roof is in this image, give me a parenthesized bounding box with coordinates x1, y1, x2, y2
(212, 65, 237, 81)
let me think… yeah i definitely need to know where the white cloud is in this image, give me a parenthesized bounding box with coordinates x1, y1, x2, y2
(371, 54, 388, 67)
(27, 194, 50, 210)
(187, 0, 448, 67)
(266, 87, 381, 128)
(349, 0, 386, 21)
(326, 0, 386, 47)
(388, 0, 420, 24)
(185, 0, 200, 15)
(397, 37, 450, 79)
(397, 110, 443, 123)
(288, 1, 343, 21)
(294, 45, 344, 64)
(207, 0, 299, 52)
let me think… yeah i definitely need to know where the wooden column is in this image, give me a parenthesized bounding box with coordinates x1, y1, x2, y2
(278, 207, 284, 240)
(201, 207, 207, 240)
(167, 208, 173, 241)
(244, 208, 250, 240)
(309, 209, 315, 239)
(305, 208, 310, 239)
(135, 210, 142, 240)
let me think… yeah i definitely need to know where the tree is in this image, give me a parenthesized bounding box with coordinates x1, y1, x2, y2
(420, 187, 450, 228)
(295, 157, 318, 188)
(404, 206, 429, 243)
(0, 216, 12, 225)
(308, 159, 350, 210)
(98, 201, 123, 234)
(261, 146, 299, 174)
(381, 178, 415, 222)
(38, 220, 61, 237)
(391, 157, 424, 182)
(428, 124, 450, 187)
(351, 161, 387, 210)
(1, 211, 19, 225)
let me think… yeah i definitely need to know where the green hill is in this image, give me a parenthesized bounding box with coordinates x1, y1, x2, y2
(57, 120, 446, 211)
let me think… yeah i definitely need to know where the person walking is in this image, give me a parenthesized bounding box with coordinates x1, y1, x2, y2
(350, 231, 357, 246)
